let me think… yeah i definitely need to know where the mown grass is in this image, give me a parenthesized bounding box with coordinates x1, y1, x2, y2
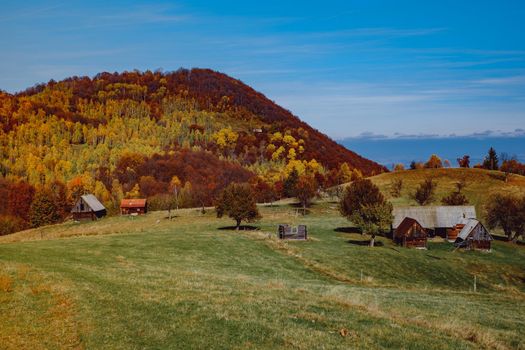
(0, 199, 524, 349)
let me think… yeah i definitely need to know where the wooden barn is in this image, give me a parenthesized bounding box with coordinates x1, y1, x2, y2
(392, 206, 476, 239)
(71, 194, 106, 220)
(120, 199, 147, 215)
(393, 217, 428, 248)
(454, 219, 493, 251)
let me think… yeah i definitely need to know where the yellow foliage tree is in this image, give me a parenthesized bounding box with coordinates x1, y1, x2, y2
(213, 127, 238, 150)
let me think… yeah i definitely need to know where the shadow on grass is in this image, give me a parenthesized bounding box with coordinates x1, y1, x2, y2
(163, 216, 179, 220)
(217, 225, 260, 231)
(334, 227, 362, 234)
(492, 235, 525, 246)
(347, 239, 384, 247)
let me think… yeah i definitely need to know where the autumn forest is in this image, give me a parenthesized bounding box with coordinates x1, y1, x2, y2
(0, 69, 385, 234)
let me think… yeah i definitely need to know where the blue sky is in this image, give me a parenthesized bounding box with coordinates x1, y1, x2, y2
(1, 0, 525, 139)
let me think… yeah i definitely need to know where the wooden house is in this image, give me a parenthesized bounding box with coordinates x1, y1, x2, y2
(120, 199, 147, 215)
(392, 206, 476, 239)
(454, 219, 493, 251)
(393, 217, 428, 248)
(71, 194, 106, 220)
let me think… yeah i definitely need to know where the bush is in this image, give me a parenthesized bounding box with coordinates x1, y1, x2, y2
(0, 215, 27, 236)
(412, 178, 437, 206)
(390, 179, 403, 198)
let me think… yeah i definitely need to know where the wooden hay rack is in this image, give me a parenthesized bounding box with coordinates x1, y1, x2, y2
(278, 224, 308, 240)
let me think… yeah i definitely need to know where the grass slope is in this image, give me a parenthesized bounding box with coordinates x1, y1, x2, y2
(370, 168, 525, 213)
(0, 203, 524, 349)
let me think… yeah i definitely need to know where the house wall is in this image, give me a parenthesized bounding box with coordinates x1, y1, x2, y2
(121, 207, 146, 215)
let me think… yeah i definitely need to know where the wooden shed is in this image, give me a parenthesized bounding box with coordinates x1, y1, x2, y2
(393, 217, 428, 248)
(120, 199, 147, 215)
(71, 194, 106, 220)
(454, 219, 493, 251)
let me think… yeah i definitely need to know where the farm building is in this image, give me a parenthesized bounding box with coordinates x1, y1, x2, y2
(71, 194, 106, 220)
(392, 206, 476, 239)
(393, 217, 428, 248)
(120, 199, 147, 215)
(454, 219, 493, 251)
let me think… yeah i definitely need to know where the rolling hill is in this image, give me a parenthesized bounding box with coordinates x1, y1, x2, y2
(0, 203, 523, 349)
(369, 167, 525, 215)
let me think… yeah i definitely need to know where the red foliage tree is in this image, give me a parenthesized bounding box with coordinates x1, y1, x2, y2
(7, 181, 35, 224)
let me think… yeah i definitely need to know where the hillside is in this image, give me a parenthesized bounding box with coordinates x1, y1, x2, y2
(369, 168, 525, 215)
(0, 69, 387, 234)
(0, 203, 523, 349)
(0, 68, 385, 176)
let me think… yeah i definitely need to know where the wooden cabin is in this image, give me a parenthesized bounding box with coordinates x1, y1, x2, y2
(278, 224, 307, 240)
(393, 217, 428, 248)
(120, 199, 147, 215)
(71, 194, 106, 220)
(454, 219, 493, 251)
(392, 206, 476, 239)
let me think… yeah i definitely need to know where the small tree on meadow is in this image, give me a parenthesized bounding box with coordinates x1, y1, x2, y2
(483, 147, 499, 170)
(412, 178, 437, 205)
(485, 193, 523, 242)
(425, 154, 443, 168)
(393, 163, 405, 172)
(441, 181, 469, 205)
(339, 178, 393, 246)
(457, 155, 470, 168)
(216, 183, 261, 230)
(295, 175, 317, 212)
(390, 178, 403, 198)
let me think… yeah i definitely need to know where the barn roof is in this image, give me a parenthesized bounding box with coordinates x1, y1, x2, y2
(120, 199, 147, 208)
(81, 194, 106, 212)
(393, 206, 476, 229)
(396, 217, 418, 233)
(395, 217, 425, 237)
(457, 219, 492, 241)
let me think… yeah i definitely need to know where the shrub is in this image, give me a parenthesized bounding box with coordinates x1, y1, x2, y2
(0, 215, 27, 235)
(390, 179, 403, 198)
(412, 178, 437, 206)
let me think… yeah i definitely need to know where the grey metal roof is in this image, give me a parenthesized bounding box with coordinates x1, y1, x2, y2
(456, 219, 492, 241)
(457, 219, 479, 240)
(81, 194, 106, 212)
(393, 206, 476, 229)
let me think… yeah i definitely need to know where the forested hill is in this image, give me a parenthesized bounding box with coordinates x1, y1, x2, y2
(2, 69, 384, 173)
(0, 69, 386, 232)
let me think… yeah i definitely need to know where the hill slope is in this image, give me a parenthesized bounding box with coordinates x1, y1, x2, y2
(370, 167, 525, 214)
(0, 69, 385, 176)
(0, 204, 523, 349)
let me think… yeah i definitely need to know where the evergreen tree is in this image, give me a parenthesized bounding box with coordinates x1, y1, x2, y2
(483, 147, 499, 170)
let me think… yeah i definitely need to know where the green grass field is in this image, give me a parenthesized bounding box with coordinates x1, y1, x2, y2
(1, 197, 524, 349)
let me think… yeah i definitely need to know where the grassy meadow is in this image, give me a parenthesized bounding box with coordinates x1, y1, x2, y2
(370, 167, 525, 213)
(1, 188, 524, 349)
